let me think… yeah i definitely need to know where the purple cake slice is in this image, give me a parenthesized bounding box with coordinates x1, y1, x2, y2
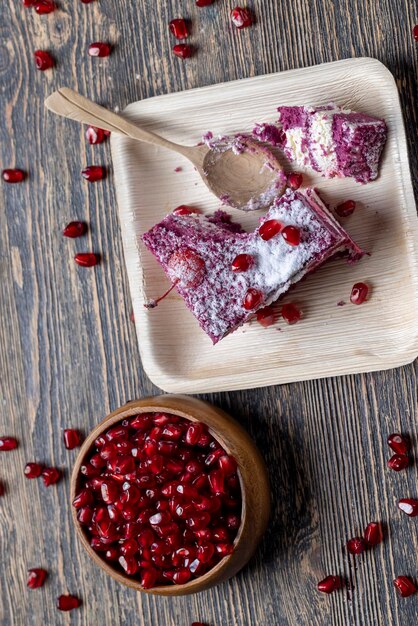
(142, 189, 363, 344)
(253, 103, 387, 183)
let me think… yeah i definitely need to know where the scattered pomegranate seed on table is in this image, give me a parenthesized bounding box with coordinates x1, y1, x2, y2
(317, 575, 341, 594)
(88, 42, 111, 58)
(169, 19, 189, 40)
(387, 433, 409, 455)
(335, 200, 356, 217)
(287, 172, 303, 190)
(63, 221, 87, 238)
(57, 595, 82, 611)
(243, 288, 263, 310)
(34, 50, 54, 70)
(81, 165, 105, 182)
(230, 7, 253, 29)
(191, 622, 207, 626)
(74, 253, 100, 268)
(0, 437, 18, 451)
(346, 537, 367, 555)
(387, 454, 409, 471)
(282, 225, 301, 246)
(231, 253, 253, 272)
(24, 462, 43, 479)
(172, 205, 201, 216)
(64, 429, 82, 450)
(256, 306, 276, 328)
(173, 44, 193, 59)
(34, 0, 56, 14)
(41, 467, 61, 487)
(196, 0, 214, 5)
(363, 522, 383, 546)
(85, 126, 107, 144)
(23, 0, 36, 7)
(281, 303, 301, 325)
(397, 498, 418, 517)
(259, 219, 282, 241)
(350, 282, 369, 305)
(27, 568, 47, 589)
(81, 0, 96, 3)
(2, 169, 25, 183)
(393, 576, 417, 597)
(413, 24, 418, 41)
(0, 482, 4, 496)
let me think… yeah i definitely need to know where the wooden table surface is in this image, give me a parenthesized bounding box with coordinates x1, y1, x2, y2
(1, 1, 417, 625)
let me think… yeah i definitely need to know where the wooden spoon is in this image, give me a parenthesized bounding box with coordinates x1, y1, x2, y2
(45, 87, 285, 211)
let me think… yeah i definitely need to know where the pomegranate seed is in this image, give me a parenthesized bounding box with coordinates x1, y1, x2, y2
(317, 575, 341, 594)
(72, 489, 93, 509)
(2, 169, 25, 183)
(77, 506, 93, 525)
(230, 6, 253, 29)
(256, 306, 276, 328)
(335, 200, 356, 217)
(282, 225, 301, 246)
(388, 454, 409, 471)
(41, 467, 60, 486)
(173, 205, 201, 216)
(398, 498, 418, 517)
(57, 595, 81, 611)
(413, 25, 418, 41)
(350, 282, 369, 305)
(196, 0, 214, 5)
(186, 422, 204, 446)
(74, 253, 99, 267)
(0, 437, 18, 451)
(208, 469, 225, 494)
(243, 288, 263, 311)
(231, 253, 253, 272)
(364, 522, 383, 546)
(34, 1, 55, 14)
(282, 303, 301, 325)
(141, 568, 158, 589)
(394, 576, 417, 597)
(34, 50, 54, 70)
(86, 126, 107, 144)
(173, 44, 193, 59)
(88, 42, 111, 57)
(24, 462, 43, 479)
(64, 429, 82, 450)
(131, 414, 152, 430)
(169, 19, 189, 40)
(215, 543, 234, 556)
(172, 567, 191, 584)
(387, 433, 409, 455)
(81, 0, 96, 3)
(23, 0, 36, 7)
(27, 568, 47, 589)
(101, 480, 119, 504)
(63, 221, 87, 238)
(81, 165, 105, 182)
(346, 537, 367, 555)
(120, 538, 139, 557)
(287, 172, 303, 190)
(259, 219, 282, 241)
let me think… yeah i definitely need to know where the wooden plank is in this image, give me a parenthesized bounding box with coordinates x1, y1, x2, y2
(0, 1, 417, 625)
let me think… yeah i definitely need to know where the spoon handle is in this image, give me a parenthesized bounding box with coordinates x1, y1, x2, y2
(45, 87, 189, 156)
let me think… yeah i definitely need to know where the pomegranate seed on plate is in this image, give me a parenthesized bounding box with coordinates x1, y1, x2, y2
(74, 253, 99, 267)
(364, 522, 383, 546)
(393, 576, 417, 597)
(282, 225, 301, 246)
(2, 169, 25, 183)
(81, 165, 105, 182)
(34, 50, 54, 70)
(173, 205, 201, 216)
(0, 437, 18, 451)
(287, 172, 303, 190)
(398, 498, 418, 517)
(317, 575, 341, 594)
(64, 429, 82, 449)
(259, 219, 282, 241)
(388, 454, 409, 471)
(88, 42, 111, 57)
(63, 221, 87, 238)
(42, 467, 60, 486)
(34, 0, 55, 14)
(231, 253, 253, 272)
(86, 126, 107, 144)
(243, 288, 263, 311)
(27, 568, 47, 589)
(169, 19, 189, 40)
(230, 6, 253, 29)
(350, 282, 369, 305)
(281, 303, 301, 325)
(335, 200, 356, 217)
(387, 433, 409, 455)
(24, 462, 43, 479)
(256, 306, 276, 328)
(57, 594, 82, 611)
(173, 44, 193, 59)
(346, 537, 366, 555)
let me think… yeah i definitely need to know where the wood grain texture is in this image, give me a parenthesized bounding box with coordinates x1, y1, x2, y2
(0, 1, 417, 625)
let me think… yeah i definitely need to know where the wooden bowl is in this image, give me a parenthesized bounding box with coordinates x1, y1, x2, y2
(71, 394, 270, 596)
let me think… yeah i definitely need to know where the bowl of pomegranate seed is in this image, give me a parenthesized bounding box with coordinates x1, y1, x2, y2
(70, 395, 270, 595)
